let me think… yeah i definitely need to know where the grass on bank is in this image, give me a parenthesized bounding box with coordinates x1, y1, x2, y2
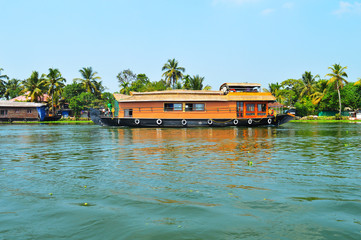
(0, 118, 94, 124)
(290, 115, 361, 123)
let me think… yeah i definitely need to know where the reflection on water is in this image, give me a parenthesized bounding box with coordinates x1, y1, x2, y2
(0, 123, 361, 239)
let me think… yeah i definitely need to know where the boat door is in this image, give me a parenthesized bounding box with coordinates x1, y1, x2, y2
(237, 102, 243, 118)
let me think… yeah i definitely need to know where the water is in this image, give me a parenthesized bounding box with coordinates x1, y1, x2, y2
(0, 123, 360, 240)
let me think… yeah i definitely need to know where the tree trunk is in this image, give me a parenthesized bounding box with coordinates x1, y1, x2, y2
(336, 81, 341, 116)
(52, 90, 54, 116)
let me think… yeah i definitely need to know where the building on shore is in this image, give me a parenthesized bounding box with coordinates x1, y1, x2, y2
(0, 101, 46, 122)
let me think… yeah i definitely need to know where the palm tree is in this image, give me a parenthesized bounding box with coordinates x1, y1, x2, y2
(0, 68, 9, 98)
(354, 77, 361, 86)
(45, 68, 66, 115)
(300, 71, 319, 97)
(311, 79, 328, 105)
(325, 64, 348, 115)
(0, 68, 9, 82)
(74, 67, 102, 96)
(162, 59, 185, 89)
(263, 82, 281, 96)
(188, 75, 205, 90)
(4, 79, 22, 100)
(22, 71, 46, 102)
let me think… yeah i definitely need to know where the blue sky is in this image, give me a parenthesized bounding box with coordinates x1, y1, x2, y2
(1, 0, 361, 92)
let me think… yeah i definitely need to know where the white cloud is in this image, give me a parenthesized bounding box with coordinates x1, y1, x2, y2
(333, 1, 361, 15)
(261, 8, 275, 15)
(282, 2, 294, 9)
(212, 0, 260, 6)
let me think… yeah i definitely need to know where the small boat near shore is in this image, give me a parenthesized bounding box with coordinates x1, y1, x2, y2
(91, 83, 294, 127)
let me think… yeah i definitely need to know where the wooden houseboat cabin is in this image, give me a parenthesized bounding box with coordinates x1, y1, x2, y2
(91, 83, 293, 127)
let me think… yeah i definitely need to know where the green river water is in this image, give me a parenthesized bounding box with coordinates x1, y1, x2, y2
(0, 123, 360, 239)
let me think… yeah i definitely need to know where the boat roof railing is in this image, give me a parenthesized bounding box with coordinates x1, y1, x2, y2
(219, 83, 261, 93)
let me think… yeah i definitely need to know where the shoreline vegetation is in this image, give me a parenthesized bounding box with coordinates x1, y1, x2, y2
(1, 60, 210, 120)
(2, 62, 361, 121)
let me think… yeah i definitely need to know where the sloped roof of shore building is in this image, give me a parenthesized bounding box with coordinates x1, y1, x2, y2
(114, 89, 276, 102)
(0, 101, 46, 107)
(9, 92, 49, 102)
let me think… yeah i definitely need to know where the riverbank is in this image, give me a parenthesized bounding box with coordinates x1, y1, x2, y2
(0, 119, 94, 124)
(290, 119, 361, 123)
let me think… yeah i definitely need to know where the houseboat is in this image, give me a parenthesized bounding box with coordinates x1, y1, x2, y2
(90, 83, 294, 127)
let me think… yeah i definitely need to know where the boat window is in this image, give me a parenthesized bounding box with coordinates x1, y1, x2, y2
(257, 104, 267, 112)
(246, 104, 255, 112)
(246, 104, 255, 116)
(257, 104, 267, 116)
(124, 109, 133, 117)
(164, 103, 182, 111)
(237, 102, 243, 117)
(185, 103, 205, 111)
(0, 110, 8, 116)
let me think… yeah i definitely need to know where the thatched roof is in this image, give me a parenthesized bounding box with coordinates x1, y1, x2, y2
(0, 101, 46, 107)
(113, 90, 275, 102)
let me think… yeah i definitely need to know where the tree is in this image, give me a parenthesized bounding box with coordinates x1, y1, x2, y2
(22, 71, 46, 102)
(263, 82, 287, 103)
(311, 79, 328, 105)
(0, 68, 9, 98)
(142, 79, 168, 92)
(279, 79, 303, 107)
(62, 82, 85, 102)
(325, 64, 348, 115)
(295, 98, 316, 117)
(129, 74, 151, 92)
(101, 92, 115, 106)
(161, 58, 185, 89)
(117, 69, 137, 95)
(45, 68, 66, 115)
(69, 92, 96, 119)
(354, 77, 361, 86)
(264, 82, 281, 96)
(183, 74, 206, 90)
(74, 67, 102, 96)
(341, 83, 361, 110)
(4, 79, 22, 100)
(300, 71, 319, 97)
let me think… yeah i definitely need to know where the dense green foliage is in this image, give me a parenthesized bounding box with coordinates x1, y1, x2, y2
(117, 59, 210, 94)
(69, 92, 96, 119)
(269, 64, 361, 117)
(4, 79, 22, 100)
(2, 62, 360, 120)
(0, 67, 113, 119)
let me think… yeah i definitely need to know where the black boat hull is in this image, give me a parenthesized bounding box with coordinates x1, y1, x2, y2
(90, 109, 293, 127)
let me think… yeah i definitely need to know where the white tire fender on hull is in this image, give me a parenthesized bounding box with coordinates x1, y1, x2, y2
(267, 118, 272, 124)
(207, 119, 213, 125)
(181, 119, 187, 126)
(135, 119, 140, 125)
(156, 119, 162, 125)
(233, 119, 239, 125)
(248, 119, 252, 125)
